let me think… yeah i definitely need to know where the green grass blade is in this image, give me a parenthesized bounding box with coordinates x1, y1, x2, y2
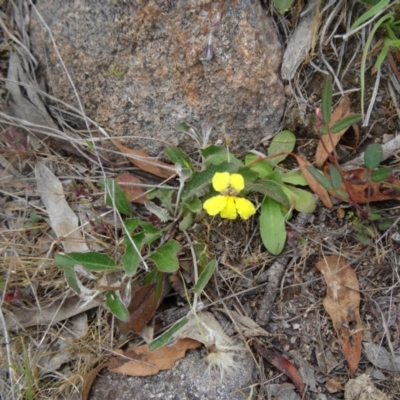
(322, 75, 332, 125)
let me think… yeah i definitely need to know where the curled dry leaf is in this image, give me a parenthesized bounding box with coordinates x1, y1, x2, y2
(292, 154, 333, 208)
(108, 338, 201, 377)
(111, 138, 176, 179)
(315, 256, 362, 377)
(115, 171, 147, 204)
(315, 95, 352, 168)
(254, 342, 305, 399)
(322, 163, 400, 204)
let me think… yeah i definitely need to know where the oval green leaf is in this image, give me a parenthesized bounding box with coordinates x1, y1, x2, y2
(267, 130, 296, 165)
(150, 240, 182, 272)
(260, 197, 286, 255)
(98, 178, 130, 216)
(165, 146, 194, 171)
(329, 164, 343, 190)
(371, 167, 391, 182)
(106, 291, 129, 322)
(149, 317, 189, 351)
(305, 166, 333, 191)
(364, 143, 383, 169)
(192, 259, 217, 294)
(330, 114, 362, 134)
(55, 252, 118, 271)
(322, 75, 332, 125)
(281, 185, 316, 213)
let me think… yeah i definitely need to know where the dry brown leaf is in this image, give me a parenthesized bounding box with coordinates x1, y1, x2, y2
(82, 362, 108, 400)
(322, 164, 400, 204)
(115, 171, 147, 204)
(316, 256, 362, 377)
(111, 138, 176, 179)
(292, 154, 333, 208)
(108, 338, 201, 376)
(128, 282, 163, 334)
(254, 342, 305, 399)
(315, 95, 352, 167)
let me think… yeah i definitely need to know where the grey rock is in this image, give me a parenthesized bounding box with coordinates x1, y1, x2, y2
(30, 0, 285, 157)
(89, 347, 255, 400)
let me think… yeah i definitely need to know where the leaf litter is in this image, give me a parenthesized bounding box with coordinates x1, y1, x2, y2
(2, 1, 400, 399)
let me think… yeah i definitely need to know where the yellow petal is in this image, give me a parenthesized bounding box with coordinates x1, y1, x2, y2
(212, 172, 230, 192)
(235, 198, 256, 220)
(203, 195, 228, 216)
(229, 174, 245, 192)
(220, 197, 237, 219)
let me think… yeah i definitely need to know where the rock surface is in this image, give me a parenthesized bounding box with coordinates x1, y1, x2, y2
(30, 0, 285, 157)
(89, 347, 255, 400)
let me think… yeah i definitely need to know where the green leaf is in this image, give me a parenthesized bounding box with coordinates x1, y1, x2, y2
(247, 181, 290, 208)
(63, 267, 81, 294)
(179, 211, 193, 231)
(165, 146, 194, 171)
(245, 154, 274, 178)
(55, 252, 119, 271)
(200, 146, 243, 167)
(184, 196, 202, 213)
(124, 218, 140, 234)
(260, 197, 286, 255)
(236, 166, 259, 185)
(336, 190, 349, 200)
(194, 243, 208, 271)
(150, 240, 182, 272)
(330, 114, 362, 133)
(146, 188, 174, 213)
(106, 291, 129, 322)
(329, 164, 343, 190)
(305, 166, 333, 191)
(371, 167, 391, 182)
(282, 170, 308, 186)
(273, 0, 295, 13)
(175, 122, 190, 133)
(192, 260, 217, 294)
(29, 212, 39, 223)
(265, 170, 283, 183)
(182, 162, 238, 201)
(377, 218, 395, 230)
(358, 0, 382, 5)
(281, 185, 316, 213)
(364, 143, 383, 169)
(144, 201, 172, 222)
(322, 75, 332, 125)
(267, 131, 296, 165)
(98, 178, 131, 216)
(122, 234, 144, 276)
(149, 317, 189, 351)
(140, 222, 162, 245)
(351, 0, 391, 30)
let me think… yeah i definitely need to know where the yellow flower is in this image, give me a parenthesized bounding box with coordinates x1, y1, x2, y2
(203, 172, 256, 220)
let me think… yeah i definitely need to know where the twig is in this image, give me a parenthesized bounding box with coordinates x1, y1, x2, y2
(256, 212, 312, 326)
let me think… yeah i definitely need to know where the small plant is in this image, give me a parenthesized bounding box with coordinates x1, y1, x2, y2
(54, 121, 318, 346)
(350, 0, 399, 121)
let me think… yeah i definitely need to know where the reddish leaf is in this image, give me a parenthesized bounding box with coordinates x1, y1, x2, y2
(254, 342, 305, 398)
(115, 171, 147, 204)
(130, 274, 165, 334)
(111, 138, 176, 179)
(292, 154, 332, 208)
(108, 338, 201, 376)
(82, 362, 107, 400)
(316, 256, 362, 377)
(322, 163, 400, 204)
(315, 95, 352, 167)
